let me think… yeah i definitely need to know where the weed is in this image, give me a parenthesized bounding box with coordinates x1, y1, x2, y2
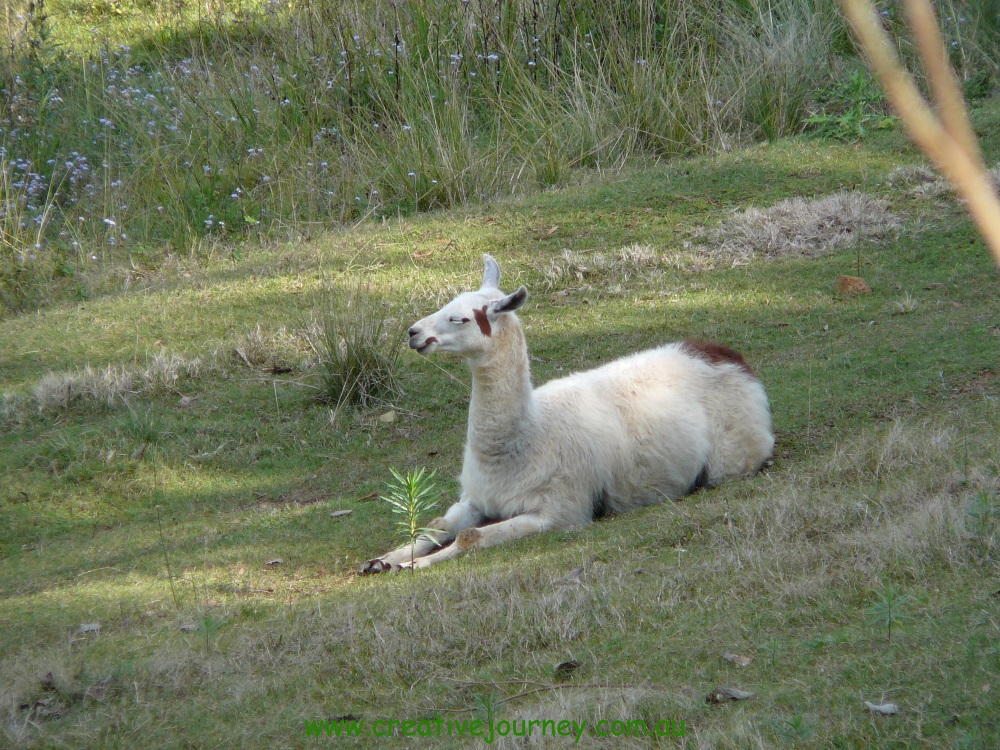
(805, 67, 897, 141)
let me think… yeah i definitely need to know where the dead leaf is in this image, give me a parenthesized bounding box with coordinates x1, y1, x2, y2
(554, 660, 581, 681)
(837, 275, 871, 295)
(553, 567, 584, 586)
(413, 250, 434, 259)
(924, 282, 946, 289)
(130, 443, 147, 461)
(84, 678, 113, 702)
(359, 492, 379, 503)
(378, 410, 396, 423)
(528, 225, 559, 237)
(265, 558, 283, 567)
(330, 510, 353, 519)
(864, 701, 899, 716)
(40, 672, 56, 692)
(722, 652, 754, 668)
(706, 687, 754, 703)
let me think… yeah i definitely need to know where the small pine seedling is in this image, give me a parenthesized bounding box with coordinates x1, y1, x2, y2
(866, 578, 913, 646)
(381, 468, 443, 572)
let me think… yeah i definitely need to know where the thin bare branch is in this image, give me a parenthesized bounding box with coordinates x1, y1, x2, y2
(840, 0, 1000, 267)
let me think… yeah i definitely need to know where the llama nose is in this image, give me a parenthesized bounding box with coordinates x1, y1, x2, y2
(408, 326, 419, 337)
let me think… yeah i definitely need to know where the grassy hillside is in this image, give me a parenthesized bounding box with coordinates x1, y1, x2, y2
(4, 0, 999, 312)
(2, 100, 999, 746)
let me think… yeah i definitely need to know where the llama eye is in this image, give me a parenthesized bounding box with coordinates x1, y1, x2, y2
(450, 317, 470, 324)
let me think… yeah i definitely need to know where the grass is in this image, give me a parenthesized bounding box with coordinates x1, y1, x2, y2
(1, 100, 999, 746)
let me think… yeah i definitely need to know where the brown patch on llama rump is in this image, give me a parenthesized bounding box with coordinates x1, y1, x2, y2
(473, 306, 492, 336)
(682, 339, 755, 376)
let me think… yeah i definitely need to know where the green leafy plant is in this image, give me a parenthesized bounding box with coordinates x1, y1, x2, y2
(312, 281, 406, 410)
(380, 467, 443, 572)
(866, 578, 912, 646)
(805, 67, 897, 141)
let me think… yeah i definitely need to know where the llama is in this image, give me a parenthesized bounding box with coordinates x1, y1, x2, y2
(362, 255, 773, 572)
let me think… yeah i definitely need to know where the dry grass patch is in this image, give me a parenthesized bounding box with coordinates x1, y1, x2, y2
(539, 244, 668, 293)
(32, 354, 204, 412)
(700, 190, 903, 264)
(886, 162, 1000, 200)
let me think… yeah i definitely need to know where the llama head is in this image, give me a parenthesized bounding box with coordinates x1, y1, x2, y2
(408, 254, 528, 357)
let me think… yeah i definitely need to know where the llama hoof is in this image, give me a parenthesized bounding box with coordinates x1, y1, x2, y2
(360, 558, 393, 575)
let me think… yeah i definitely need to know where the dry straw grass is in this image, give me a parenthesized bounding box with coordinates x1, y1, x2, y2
(20, 352, 204, 417)
(232, 324, 312, 371)
(702, 190, 903, 264)
(540, 244, 665, 291)
(887, 163, 1000, 200)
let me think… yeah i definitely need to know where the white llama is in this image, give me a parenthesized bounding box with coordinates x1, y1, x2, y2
(362, 255, 773, 572)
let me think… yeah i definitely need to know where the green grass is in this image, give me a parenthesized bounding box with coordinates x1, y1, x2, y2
(2, 91, 1000, 747)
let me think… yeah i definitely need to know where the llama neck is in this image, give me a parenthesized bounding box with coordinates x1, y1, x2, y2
(466, 320, 536, 458)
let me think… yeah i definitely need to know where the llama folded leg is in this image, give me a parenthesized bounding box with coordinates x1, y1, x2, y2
(408, 513, 553, 570)
(360, 500, 483, 573)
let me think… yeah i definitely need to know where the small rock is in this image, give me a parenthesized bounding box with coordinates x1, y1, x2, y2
(722, 651, 754, 668)
(77, 623, 101, 634)
(265, 558, 283, 567)
(706, 687, 754, 703)
(864, 701, 899, 716)
(330, 509, 353, 519)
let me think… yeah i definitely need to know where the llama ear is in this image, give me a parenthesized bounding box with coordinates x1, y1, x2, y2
(481, 254, 501, 289)
(489, 285, 528, 317)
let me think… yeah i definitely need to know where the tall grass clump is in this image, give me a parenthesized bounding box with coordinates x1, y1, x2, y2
(2, 0, 998, 308)
(312, 281, 406, 411)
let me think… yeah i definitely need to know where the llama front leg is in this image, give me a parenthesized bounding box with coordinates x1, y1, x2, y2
(407, 513, 553, 570)
(360, 500, 483, 573)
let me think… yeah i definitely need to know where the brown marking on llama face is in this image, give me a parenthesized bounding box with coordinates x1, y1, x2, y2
(682, 339, 755, 376)
(473, 306, 492, 337)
